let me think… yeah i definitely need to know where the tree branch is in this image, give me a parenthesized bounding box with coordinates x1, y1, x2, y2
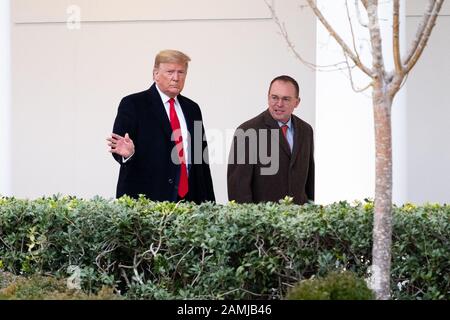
(360, 0, 369, 9)
(355, 0, 368, 28)
(265, 0, 316, 70)
(404, 0, 436, 65)
(387, 72, 406, 99)
(367, 0, 386, 80)
(266, 0, 353, 72)
(306, 0, 373, 77)
(345, 0, 360, 61)
(393, 0, 402, 75)
(404, 0, 444, 74)
(343, 51, 374, 93)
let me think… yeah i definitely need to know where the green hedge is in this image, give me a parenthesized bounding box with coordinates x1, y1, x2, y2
(286, 271, 374, 300)
(0, 196, 448, 299)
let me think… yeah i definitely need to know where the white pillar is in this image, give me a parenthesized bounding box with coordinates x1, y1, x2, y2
(315, 0, 374, 204)
(0, 0, 11, 196)
(315, 0, 407, 204)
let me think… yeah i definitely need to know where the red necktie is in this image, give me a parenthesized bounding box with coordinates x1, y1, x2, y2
(169, 98, 188, 198)
(281, 125, 288, 139)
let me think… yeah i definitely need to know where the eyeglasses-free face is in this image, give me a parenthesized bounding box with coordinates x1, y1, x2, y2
(154, 62, 187, 98)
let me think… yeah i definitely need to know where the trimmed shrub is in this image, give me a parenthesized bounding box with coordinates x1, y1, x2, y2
(0, 195, 448, 299)
(286, 271, 374, 300)
(0, 272, 120, 300)
(0, 270, 18, 290)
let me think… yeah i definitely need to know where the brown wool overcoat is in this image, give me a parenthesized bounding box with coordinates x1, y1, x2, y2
(227, 110, 314, 205)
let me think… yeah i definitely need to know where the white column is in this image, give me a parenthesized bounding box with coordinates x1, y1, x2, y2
(315, 0, 374, 204)
(0, 0, 11, 196)
(315, 0, 407, 204)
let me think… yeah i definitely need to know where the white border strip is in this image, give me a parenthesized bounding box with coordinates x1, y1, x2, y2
(0, 0, 11, 195)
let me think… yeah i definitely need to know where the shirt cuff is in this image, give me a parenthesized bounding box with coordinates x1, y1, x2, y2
(122, 152, 134, 163)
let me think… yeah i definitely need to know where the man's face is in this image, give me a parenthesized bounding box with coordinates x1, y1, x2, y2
(267, 80, 300, 123)
(153, 62, 187, 98)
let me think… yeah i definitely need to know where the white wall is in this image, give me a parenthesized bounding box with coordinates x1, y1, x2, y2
(8, 1, 448, 204)
(10, 0, 316, 203)
(405, 1, 450, 204)
(0, 0, 12, 196)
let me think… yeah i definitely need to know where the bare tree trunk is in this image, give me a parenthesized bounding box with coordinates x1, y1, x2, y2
(371, 79, 393, 300)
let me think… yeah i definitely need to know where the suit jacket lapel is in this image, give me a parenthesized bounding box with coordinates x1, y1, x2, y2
(263, 110, 291, 158)
(147, 84, 173, 140)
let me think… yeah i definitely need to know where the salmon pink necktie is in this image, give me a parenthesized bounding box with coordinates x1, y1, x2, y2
(281, 124, 288, 139)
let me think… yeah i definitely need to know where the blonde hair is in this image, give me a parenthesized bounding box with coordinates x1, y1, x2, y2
(154, 50, 191, 69)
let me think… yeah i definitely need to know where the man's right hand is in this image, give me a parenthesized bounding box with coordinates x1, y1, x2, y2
(107, 133, 135, 158)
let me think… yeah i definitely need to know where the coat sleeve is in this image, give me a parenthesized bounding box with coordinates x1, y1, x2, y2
(227, 130, 254, 203)
(305, 128, 315, 202)
(200, 122, 216, 202)
(112, 97, 137, 165)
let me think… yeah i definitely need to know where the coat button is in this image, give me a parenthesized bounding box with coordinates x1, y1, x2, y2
(168, 179, 173, 184)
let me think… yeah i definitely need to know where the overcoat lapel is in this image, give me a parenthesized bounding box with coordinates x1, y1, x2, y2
(263, 110, 291, 158)
(147, 84, 173, 140)
(178, 95, 194, 166)
(290, 117, 305, 169)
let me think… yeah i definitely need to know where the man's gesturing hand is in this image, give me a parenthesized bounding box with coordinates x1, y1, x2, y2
(107, 133, 135, 158)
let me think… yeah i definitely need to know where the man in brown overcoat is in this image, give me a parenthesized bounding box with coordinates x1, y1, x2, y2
(227, 75, 314, 205)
